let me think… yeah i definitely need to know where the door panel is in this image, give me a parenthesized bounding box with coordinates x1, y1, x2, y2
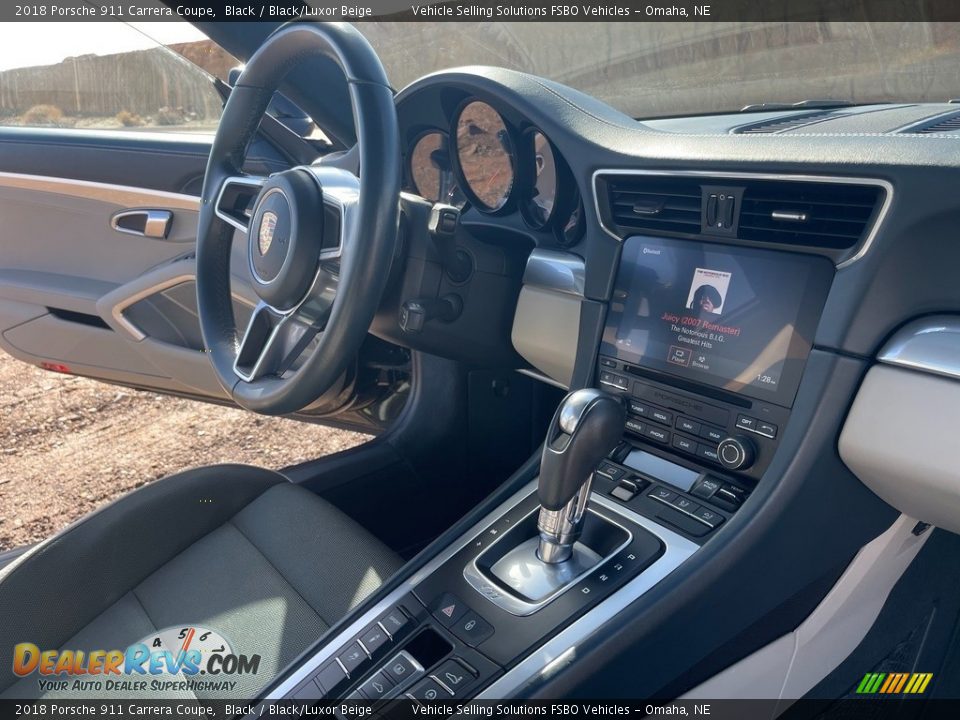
(0, 133, 276, 404)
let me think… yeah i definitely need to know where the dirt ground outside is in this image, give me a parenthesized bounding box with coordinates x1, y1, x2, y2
(0, 352, 369, 552)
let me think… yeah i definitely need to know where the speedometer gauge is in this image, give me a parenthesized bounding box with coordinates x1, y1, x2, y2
(409, 131, 465, 207)
(454, 101, 515, 212)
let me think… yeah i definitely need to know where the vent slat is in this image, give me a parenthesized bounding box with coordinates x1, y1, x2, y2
(736, 110, 840, 134)
(904, 111, 960, 135)
(599, 173, 884, 254)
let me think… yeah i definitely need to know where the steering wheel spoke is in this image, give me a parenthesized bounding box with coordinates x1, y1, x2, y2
(214, 175, 268, 234)
(234, 303, 322, 382)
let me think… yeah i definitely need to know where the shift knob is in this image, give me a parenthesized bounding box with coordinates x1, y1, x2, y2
(538, 389, 626, 511)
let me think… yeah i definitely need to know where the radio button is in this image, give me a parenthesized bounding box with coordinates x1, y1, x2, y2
(700, 426, 725, 443)
(672, 435, 697, 454)
(650, 408, 673, 426)
(675, 417, 701, 435)
(628, 400, 650, 417)
(643, 426, 670, 444)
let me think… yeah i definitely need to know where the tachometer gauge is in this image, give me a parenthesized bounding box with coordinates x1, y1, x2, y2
(409, 131, 465, 207)
(454, 101, 515, 212)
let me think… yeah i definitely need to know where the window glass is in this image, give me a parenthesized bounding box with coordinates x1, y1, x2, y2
(0, 22, 230, 132)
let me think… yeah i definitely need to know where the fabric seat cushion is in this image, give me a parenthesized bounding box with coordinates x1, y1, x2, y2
(0, 468, 401, 700)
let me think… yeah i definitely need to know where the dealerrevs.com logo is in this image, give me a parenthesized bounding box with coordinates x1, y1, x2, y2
(12, 626, 261, 694)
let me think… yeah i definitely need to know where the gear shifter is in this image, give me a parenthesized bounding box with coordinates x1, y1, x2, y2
(537, 389, 626, 563)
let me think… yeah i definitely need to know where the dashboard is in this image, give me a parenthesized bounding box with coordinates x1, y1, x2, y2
(386, 65, 960, 509)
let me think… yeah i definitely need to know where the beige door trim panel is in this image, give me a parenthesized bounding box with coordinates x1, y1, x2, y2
(0, 171, 200, 212)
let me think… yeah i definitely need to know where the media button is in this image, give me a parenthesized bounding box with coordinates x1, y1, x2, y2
(650, 408, 673, 425)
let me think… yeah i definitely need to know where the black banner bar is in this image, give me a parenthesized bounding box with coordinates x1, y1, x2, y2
(3, 0, 960, 23)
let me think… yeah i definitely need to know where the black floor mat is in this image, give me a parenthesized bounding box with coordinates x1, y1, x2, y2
(794, 527, 960, 715)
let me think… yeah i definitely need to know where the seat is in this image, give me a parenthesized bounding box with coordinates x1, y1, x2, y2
(0, 465, 402, 700)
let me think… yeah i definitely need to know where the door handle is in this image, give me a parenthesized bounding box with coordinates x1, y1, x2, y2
(110, 209, 173, 239)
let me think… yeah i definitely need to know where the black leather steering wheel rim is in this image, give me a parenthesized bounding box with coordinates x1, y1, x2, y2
(196, 22, 400, 415)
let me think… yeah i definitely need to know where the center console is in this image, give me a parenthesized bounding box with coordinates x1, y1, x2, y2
(267, 234, 833, 709)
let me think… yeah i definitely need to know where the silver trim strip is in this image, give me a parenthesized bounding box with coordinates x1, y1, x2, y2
(264, 481, 698, 701)
(516, 368, 570, 391)
(878, 315, 960, 382)
(590, 168, 893, 269)
(522, 249, 586, 298)
(0, 171, 200, 211)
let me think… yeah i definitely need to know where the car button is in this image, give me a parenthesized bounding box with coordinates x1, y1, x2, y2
(451, 611, 494, 647)
(672, 435, 697, 453)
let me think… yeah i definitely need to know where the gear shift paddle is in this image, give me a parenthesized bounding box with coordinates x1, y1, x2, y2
(537, 389, 626, 564)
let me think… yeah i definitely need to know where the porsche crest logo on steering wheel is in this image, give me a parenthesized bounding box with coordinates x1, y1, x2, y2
(258, 212, 278, 256)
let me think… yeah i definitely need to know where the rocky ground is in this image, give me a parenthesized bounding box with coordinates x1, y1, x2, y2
(0, 353, 367, 551)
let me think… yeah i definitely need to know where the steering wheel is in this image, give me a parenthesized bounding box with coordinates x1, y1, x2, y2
(196, 22, 400, 415)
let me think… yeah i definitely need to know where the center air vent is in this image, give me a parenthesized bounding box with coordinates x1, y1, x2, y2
(902, 110, 960, 135)
(596, 172, 887, 258)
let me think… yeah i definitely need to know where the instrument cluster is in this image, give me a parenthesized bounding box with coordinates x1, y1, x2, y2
(404, 99, 585, 247)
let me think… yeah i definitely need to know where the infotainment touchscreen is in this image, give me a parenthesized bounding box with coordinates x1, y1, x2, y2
(599, 236, 834, 406)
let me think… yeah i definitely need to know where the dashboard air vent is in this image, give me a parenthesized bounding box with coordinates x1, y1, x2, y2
(735, 110, 840, 134)
(739, 180, 883, 250)
(602, 175, 702, 236)
(903, 111, 960, 134)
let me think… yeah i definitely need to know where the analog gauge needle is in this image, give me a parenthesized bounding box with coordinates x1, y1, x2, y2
(180, 627, 196, 655)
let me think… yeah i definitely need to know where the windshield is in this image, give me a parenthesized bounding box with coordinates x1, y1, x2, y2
(360, 22, 960, 118)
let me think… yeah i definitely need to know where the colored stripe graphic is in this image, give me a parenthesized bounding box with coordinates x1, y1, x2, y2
(857, 671, 933, 694)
